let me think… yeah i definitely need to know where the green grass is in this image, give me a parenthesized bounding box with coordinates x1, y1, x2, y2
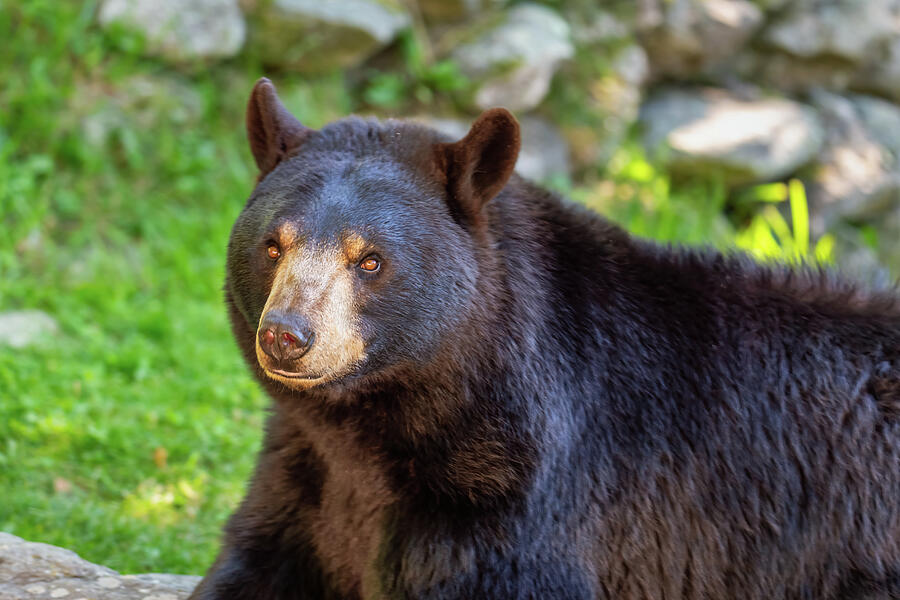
(0, 1, 352, 574)
(0, 0, 836, 576)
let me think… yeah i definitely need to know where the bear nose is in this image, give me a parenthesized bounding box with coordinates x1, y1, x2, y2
(258, 311, 315, 362)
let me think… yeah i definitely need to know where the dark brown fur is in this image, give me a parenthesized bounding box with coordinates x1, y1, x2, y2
(190, 79, 900, 600)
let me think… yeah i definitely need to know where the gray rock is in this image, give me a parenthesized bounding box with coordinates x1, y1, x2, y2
(764, 0, 899, 64)
(808, 91, 900, 231)
(0, 311, 59, 349)
(753, 0, 791, 10)
(75, 74, 204, 148)
(250, 0, 410, 73)
(565, 43, 649, 170)
(566, 6, 634, 46)
(0, 532, 200, 599)
(853, 94, 900, 159)
(416, 114, 571, 182)
(517, 116, 571, 182)
(830, 225, 895, 288)
(640, 88, 825, 186)
(418, 116, 469, 141)
(452, 3, 574, 111)
(854, 37, 900, 104)
(98, 0, 245, 62)
(873, 208, 900, 277)
(637, 0, 763, 79)
(417, 0, 502, 23)
(732, 49, 857, 96)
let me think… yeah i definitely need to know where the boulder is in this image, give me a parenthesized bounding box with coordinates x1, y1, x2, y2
(0, 311, 59, 349)
(807, 91, 900, 232)
(516, 116, 572, 182)
(452, 3, 574, 111)
(640, 88, 825, 186)
(249, 0, 410, 73)
(0, 532, 200, 599)
(98, 0, 245, 62)
(854, 94, 900, 159)
(873, 208, 900, 276)
(565, 5, 634, 46)
(743, 0, 900, 97)
(830, 225, 895, 288)
(417, 0, 502, 23)
(564, 43, 649, 170)
(732, 50, 857, 96)
(417, 115, 571, 182)
(854, 37, 900, 104)
(763, 0, 898, 64)
(74, 74, 204, 149)
(636, 0, 763, 79)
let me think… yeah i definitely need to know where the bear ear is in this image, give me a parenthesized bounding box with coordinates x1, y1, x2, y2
(246, 77, 312, 178)
(435, 108, 520, 225)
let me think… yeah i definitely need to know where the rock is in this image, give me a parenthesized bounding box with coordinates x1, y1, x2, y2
(732, 50, 857, 96)
(640, 88, 825, 186)
(752, 0, 791, 10)
(417, 114, 571, 182)
(0, 532, 200, 599)
(249, 0, 410, 73)
(747, 0, 900, 98)
(764, 0, 898, 64)
(830, 225, 895, 288)
(853, 94, 900, 159)
(417, 116, 469, 141)
(417, 0, 502, 23)
(98, 0, 245, 62)
(565, 5, 634, 46)
(873, 208, 900, 277)
(564, 43, 649, 170)
(516, 116, 571, 182)
(854, 37, 900, 104)
(0, 311, 59, 349)
(636, 0, 763, 79)
(452, 3, 574, 111)
(74, 74, 204, 148)
(807, 91, 900, 232)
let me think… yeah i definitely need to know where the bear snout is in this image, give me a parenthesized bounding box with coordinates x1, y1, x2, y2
(257, 310, 315, 367)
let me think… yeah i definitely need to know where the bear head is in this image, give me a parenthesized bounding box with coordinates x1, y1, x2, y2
(225, 78, 521, 392)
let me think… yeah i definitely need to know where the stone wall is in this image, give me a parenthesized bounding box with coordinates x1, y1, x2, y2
(96, 0, 900, 274)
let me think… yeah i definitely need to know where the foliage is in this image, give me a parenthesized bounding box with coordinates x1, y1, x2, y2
(735, 180, 835, 264)
(361, 30, 470, 110)
(0, 0, 836, 577)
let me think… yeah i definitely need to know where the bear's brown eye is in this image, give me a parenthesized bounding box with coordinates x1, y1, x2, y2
(359, 256, 380, 273)
(266, 244, 281, 260)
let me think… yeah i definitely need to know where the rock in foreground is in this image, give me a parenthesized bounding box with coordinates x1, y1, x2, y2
(0, 533, 200, 600)
(0, 310, 59, 349)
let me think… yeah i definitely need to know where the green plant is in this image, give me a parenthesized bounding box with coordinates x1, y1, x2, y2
(361, 30, 470, 110)
(735, 180, 835, 264)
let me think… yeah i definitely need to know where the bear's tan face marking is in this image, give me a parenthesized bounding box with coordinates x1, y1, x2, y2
(256, 228, 368, 390)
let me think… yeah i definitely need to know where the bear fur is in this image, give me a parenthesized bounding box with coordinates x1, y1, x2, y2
(189, 78, 900, 600)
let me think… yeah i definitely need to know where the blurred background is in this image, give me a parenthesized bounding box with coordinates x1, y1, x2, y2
(2, 0, 899, 576)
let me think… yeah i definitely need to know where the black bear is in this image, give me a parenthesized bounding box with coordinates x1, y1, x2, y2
(190, 78, 900, 599)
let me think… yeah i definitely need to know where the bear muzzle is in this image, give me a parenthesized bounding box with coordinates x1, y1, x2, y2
(256, 310, 320, 379)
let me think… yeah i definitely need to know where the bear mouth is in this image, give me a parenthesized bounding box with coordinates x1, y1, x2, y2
(267, 368, 322, 380)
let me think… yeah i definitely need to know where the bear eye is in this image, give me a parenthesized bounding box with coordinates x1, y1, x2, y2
(358, 256, 380, 273)
(266, 243, 281, 260)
